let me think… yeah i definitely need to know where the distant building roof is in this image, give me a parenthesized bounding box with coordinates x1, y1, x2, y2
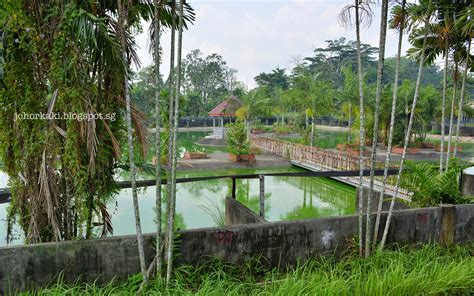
(208, 96, 243, 117)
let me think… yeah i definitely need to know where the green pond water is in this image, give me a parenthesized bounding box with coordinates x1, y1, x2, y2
(0, 130, 357, 246)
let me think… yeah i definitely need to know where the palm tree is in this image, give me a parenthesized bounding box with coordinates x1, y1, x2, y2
(339, 0, 374, 256)
(117, 0, 147, 282)
(437, 11, 454, 173)
(237, 89, 269, 140)
(445, 61, 459, 171)
(453, 41, 469, 158)
(166, 0, 184, 284)
(454, 5, 474, 158)
(373, 0, 406, 247)
(340, 66, 359, 143)
(380, 0, 434, 251)
(363, 0, 389, 257)
(153, 0, 163, 277)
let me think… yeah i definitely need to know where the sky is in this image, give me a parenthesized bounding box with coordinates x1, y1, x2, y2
(134, 0, 413, 89)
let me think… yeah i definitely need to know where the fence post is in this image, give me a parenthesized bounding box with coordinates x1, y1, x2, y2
(439, 204, 455, 247)
(259, 174, 265, 218)
(231, 177, 236, 199)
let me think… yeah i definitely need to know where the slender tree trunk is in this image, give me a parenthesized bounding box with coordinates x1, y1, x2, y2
(439, 39, 449, 173)
(117, 0, 147, 281)
(348, 102, 352, 143)
(310, 114, 315, 147)
(355, 0, 366, 257)
(364, 0, 388, 257)
(165, 0, 176, 283)
(453, 39, 471, 159)
(380, 3, 431, 250)
(166, 0, 184, 284)
(153, 0, 163, 276)
(305, 112, 309, 130)
(165, 1, 176, 264)
(445, 61, 458, 171)
(373, 0, 405, 246)
(167, 1, 177, 167)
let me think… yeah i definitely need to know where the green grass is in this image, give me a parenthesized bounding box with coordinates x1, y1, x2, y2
(23, 244, 474, 295)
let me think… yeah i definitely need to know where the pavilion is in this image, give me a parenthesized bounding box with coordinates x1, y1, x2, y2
(208, 96, 242, 139)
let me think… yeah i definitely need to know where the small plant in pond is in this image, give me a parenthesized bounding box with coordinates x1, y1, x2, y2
(226, 121, 250, 156)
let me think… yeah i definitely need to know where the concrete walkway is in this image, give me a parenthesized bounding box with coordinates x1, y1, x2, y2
(177, 151, 290, 171)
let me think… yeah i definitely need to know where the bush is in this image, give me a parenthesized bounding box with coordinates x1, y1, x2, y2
(401, 160, 471, 206)
(226, 121, 250, 155)
(274, 124, 292, 135)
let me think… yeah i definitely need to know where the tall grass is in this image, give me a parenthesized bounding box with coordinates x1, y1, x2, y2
(22, 244, 473, 295)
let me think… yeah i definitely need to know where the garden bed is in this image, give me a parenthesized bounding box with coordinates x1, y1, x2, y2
(184, 151, 207, 159)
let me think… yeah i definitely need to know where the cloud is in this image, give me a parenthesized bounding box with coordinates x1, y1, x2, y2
(134, 1, 410, 89)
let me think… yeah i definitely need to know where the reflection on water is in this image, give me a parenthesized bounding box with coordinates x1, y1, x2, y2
(111, 167, 355, 238)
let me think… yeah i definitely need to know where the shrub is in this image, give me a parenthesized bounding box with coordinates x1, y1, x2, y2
(401, 160, 471, 206)
(227, 121, 250, 155)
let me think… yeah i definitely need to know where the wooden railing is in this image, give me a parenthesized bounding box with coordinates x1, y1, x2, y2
(250, 135, 411, 200)
(250, 135, 374, 171)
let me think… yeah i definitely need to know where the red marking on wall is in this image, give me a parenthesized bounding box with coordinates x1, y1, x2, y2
(215, 230, 234, 245)
(417, 213, 428, 224)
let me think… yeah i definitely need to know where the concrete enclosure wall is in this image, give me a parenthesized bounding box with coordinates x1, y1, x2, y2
(1, 204, 473, 294)
(225, 196, 266, 225)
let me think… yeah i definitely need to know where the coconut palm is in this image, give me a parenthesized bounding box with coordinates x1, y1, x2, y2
(117, 0, 147, 282)
(380, 0, 434, 251)
(373, 0, 406, 247)
(339, 0, 374, 256)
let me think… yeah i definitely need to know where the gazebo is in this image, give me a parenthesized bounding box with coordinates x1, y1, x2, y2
(208, 96, 242, 139)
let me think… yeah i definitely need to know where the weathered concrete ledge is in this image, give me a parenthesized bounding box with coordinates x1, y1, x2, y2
(1, 204, 473, 294)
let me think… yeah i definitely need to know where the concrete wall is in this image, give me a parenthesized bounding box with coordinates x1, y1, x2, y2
(225, 197, 266, 225)
(356, 188, 411, 214)
(1, 204, 473, 294)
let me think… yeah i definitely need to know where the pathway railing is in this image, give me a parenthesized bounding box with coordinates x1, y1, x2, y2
(250, 135, 374, 171)
(250, 135, 411, 200)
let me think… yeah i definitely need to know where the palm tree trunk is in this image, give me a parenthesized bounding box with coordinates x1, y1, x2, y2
(445, 61, 458, 171)
(310, 114, 315, 147)
(165, 0, 176, 282)
(380, 3, 431, 250)
(166, 0, 184, 284)
(117, 0, 147, 282)
(354, 0, 366, 257)
(373, 0, 405, 247)
(453, 39, 471, 159)
(153, 0, 163, 276)
(439, 39, 449, 173)
(364, 0, 388, 257)
(348, 102, 352, 142)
